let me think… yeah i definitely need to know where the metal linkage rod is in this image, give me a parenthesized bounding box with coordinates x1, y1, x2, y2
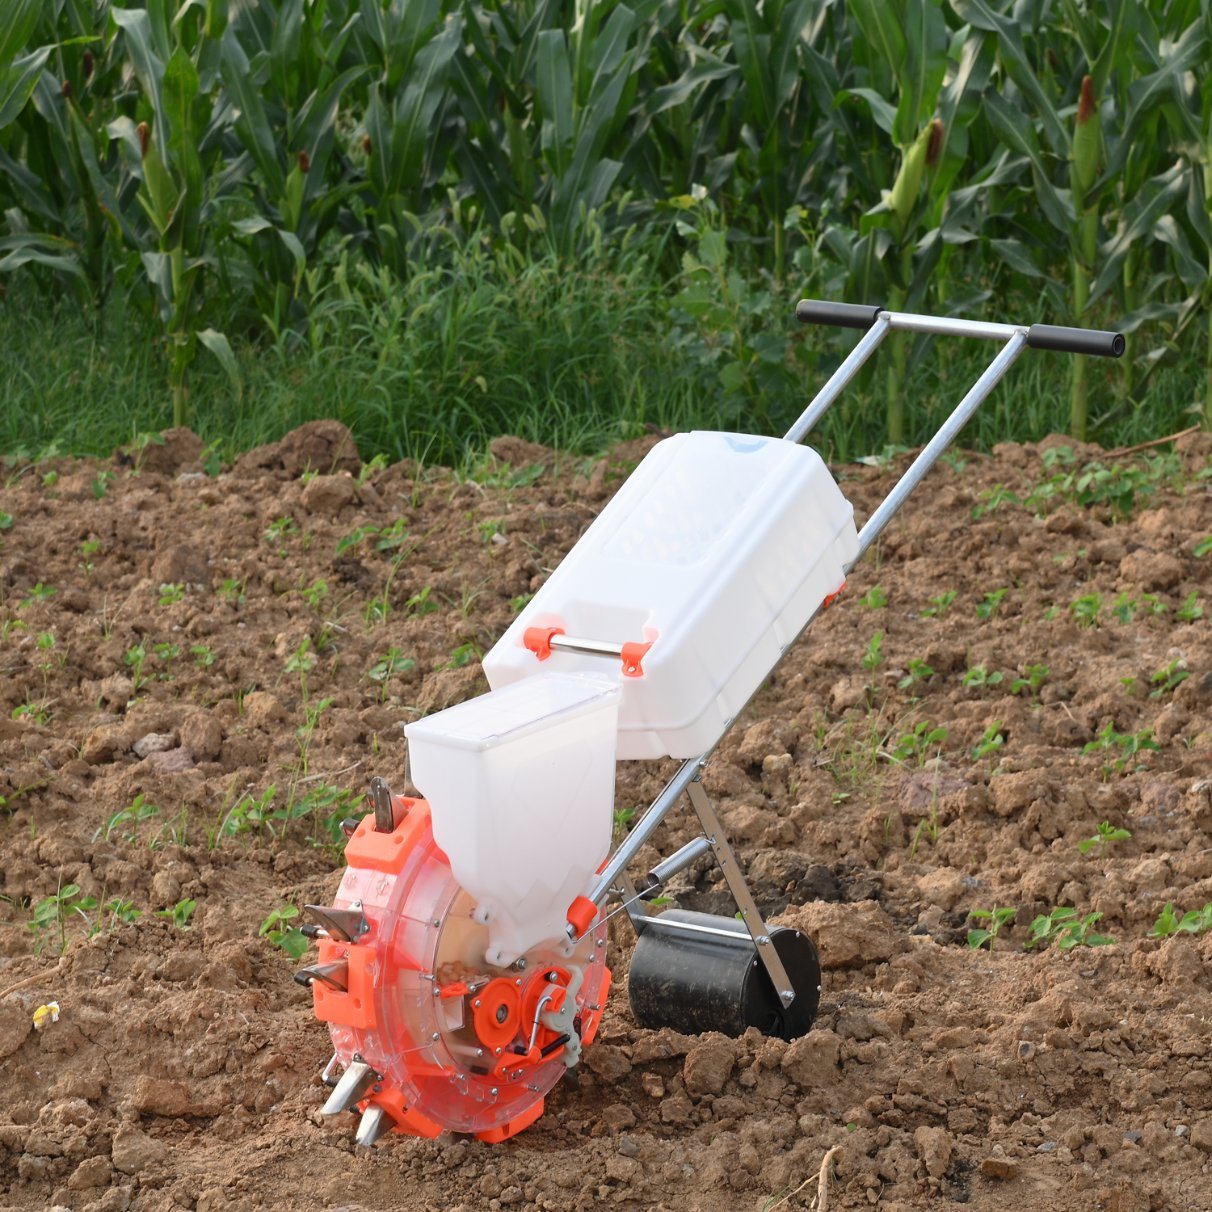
(849, 331, 1028, 567)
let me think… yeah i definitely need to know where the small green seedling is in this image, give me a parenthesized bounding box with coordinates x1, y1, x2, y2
(1111, 593, 1137, 624)
(1077, 820, 1132, 856)
(0, 511, 13, 531)
(375, 518, 410, 551)
(368, 648, 415, 700)
(861, 631, 884, 672)
(260, 905, 308, 960)
(860, 585, 888, 610)
(963, 665, 1003, 690)
(921, 590, 956, 618)
(897, 658, 934, 689)
(612, 806, 637, 837)
(95, 794, 161, 843)
(442, 642, 481, 671)
(509, 592, 534, 614)
(1176, 593, 1203, 623)
(1070, 593, 1102, 628)
(22, 583, 56, 606)
(102, 898, 141, 928)
(357, 453, 390, 485)
(1195, 537, 1212, 558)
(217, 578, 246, 604)
(28, 884, 98, 954)
(1010, 664, 1049, 696)
(976, 589, 1008, 620)
(1149, 903, 1212, 939)
(888, 721, 948, 765)
(92, 471, 114, 499)
(124, 644, 148, 691)
(335, 524, 379, 556)
(1025, 907, 1113, 951)
(967, 906, 1016, 951)
(158, 582, 185, 606)
(264, 516, 299, 545)
(300, 579, 329, 609)
(971, 722, 1005, 761)
(191, 644, 216, 667)
(1149, 661, 1189, 700)
(407, 586, 439, 616)
(285, 637, 317, 701)
(1082, 723, 1160, 773)
(972, 484, 1020, 518)
(157, 899, 197, 929)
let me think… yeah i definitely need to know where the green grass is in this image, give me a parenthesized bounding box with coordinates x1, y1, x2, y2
(1, 233, 1202, 469)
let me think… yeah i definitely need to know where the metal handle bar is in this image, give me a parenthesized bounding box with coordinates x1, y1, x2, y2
(590, 302, 1121, 914)
(794, 299, 1125, 358)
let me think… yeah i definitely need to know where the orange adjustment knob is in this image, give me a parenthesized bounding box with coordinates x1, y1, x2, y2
(523, 626, 565, 661)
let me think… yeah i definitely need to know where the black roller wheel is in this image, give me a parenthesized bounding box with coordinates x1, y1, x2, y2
(627, 909, 821, 1040)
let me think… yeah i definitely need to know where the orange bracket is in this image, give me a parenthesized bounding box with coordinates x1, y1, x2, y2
(620, 640, 652, 678)
(312, 938, 376, 1030)
(523, 626, 565, 661)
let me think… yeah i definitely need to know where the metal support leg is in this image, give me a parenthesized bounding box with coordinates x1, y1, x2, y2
(685, 780, 795, 1007)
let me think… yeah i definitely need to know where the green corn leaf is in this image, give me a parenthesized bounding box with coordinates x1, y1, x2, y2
(0, 46, 52, 129)
(892, 0, 948, 148)
(727, 0, 778, 130)
(198, 328, 242, 399)
(983, 90, 1074, 233)
(220, 29, 284, 199)
(951, 0, 1067, 154)
(112, 8, 166, 127)
(536, 29, 574, 176)
(163, 45, 204, 246)
(1088, 163, 1190, 305)
(0, 232, 84, 278)
(0, 0, 41, 73)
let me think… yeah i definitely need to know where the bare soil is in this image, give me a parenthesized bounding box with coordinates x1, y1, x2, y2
(0, 421, 1210, 1212)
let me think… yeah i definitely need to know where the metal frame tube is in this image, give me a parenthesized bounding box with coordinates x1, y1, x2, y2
(588, 758, 703, 905)
(641, 835, 714, 895)
(549, 635, 623, 658)
(850, 331, 1028, 566)
(783, 315, 891, 444)
(882, 311, 1019, 341)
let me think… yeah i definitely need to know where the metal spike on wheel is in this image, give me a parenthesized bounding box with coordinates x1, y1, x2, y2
(369, 776, 395, 833)
(355, 1104, 393, 1148)
(321, 1060, 376, 1116)
(303, 902, 369, 943)
(294, 961, 349, 992)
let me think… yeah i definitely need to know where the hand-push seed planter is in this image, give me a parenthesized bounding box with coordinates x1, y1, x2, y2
(297, 302, 1124, 1146)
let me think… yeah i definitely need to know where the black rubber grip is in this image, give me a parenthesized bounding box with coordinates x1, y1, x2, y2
(795, 299, 884, 330)
(1026, 324, 1125, 358)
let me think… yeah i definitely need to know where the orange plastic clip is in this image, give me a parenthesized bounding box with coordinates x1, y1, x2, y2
(620, 640, 652, 678)
(523, 626, 565, 661)
(566, 895, 598, 938)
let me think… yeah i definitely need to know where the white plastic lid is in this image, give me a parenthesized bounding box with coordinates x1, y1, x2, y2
(403, 672, 620, 752)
